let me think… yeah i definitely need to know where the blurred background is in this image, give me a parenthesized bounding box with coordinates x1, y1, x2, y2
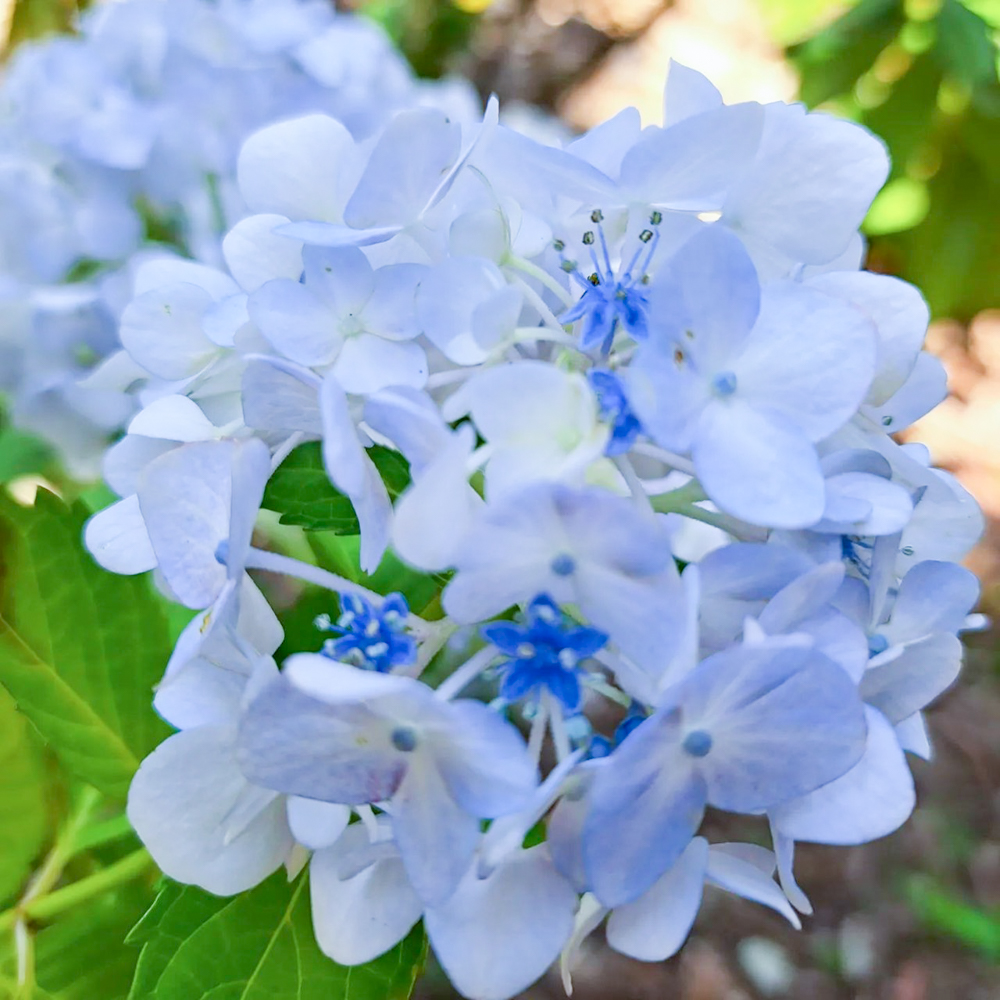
(3, 0, 1000, 996)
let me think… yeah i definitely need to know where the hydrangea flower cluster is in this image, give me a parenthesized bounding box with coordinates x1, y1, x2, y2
(0, 0, 477, 477)
(82, 56, 986, 1000)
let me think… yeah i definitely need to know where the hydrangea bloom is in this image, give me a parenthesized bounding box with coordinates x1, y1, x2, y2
(0, 0, 470, 475)
(78, 49, 985, 1000)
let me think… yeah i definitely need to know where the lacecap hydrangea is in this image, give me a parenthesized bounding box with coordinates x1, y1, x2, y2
(84, 59, 986, 1000)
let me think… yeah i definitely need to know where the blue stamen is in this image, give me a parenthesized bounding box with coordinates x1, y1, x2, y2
(317, 592, 416, 672)
(614, 701, 648, 745)
(557, 212, 661, 354)
(589, 369, 642, 455)
(841, 535, 874, 579)
(480, 594, 607, 712)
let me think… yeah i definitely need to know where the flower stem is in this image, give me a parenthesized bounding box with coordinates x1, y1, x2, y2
(20, 787, 101, 911)
(21, 849, 154, 926)
(506, 256, 575, 308)
(434, 644, 495, 699)
(245, 547, 431, 635)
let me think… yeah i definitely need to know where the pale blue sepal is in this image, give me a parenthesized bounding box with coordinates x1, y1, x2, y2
(770, 705, 914, 845)
(605, 837, 708, 961)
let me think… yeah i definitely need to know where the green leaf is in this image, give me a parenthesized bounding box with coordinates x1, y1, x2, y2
(864, 52, 944, 177)
(0, 685, 48, 906)
(904, 873, 1000, 960)
(756, 0, 852, 46)
(129, 873, 427, 1000)
(7, 0, 90, 48)
(0, 427, 53, 485)
(262, 443, 411, 532)
(788, 0, 903, 106)
(883, 115, 1000, 319)
(0, 880, 155, 1000)
(935, 0, 1000, 88)
(0, 490, 171, 798)
(863, 176, 931, 234)
(127, 883, 230, 999)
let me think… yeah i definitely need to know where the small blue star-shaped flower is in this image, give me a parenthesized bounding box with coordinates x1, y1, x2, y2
(557, 210, 660, 354)
(316, 592, 416, 673)
(480, 594, 608, 711)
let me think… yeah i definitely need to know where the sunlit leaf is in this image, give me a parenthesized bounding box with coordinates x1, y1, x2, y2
(0, 490, 171, 798)
(262, 442, 410, 533)
(129, 873, 427, 1000)
(863, 176, 931, 233)
(0, 685, 47, 906)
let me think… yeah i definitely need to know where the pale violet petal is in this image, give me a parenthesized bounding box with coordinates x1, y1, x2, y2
(249, 278, 342, 367)
(222, 214, 304, 293)
(127, 395, 217, 442)
(431, 700, 537, 819)
(84, 494, 157, 575)
(606, 837, 708, 961)
(332, 335, 427, 395)
(860, 633, 963, 724)
(120, 283, 218, 381)
(662, 60, 723, 126)
(391, 756, 481, 906)
(723, 104, 889, 266)
(620, 102, 764, 210)
(676, 640, 868, 812)
(237, 114, 356, 221)
(287, 797, 350, 851)
(392, 426, 483, 571)
(694, 402, 827, 528)
(807, 271, 928, 406)
(770, 705, 914, 845)
(137, 442, 233, 608)
(344, 109, 462, 229)
(583, 711, 706, 907)
(127, 725, 292, 896)
(310, 826, 423, 965)
(737, 282, 876, 442)
(705, 845, 801, 927)
(425, 847, 577, 1000)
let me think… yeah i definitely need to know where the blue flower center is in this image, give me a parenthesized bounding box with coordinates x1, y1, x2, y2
(711, 371, 737, 397)
(480, 594, 608, 712)
(557, 210, 662, 354)
(551, 553, 576, 577)
(868, 633, 889, 656)
(317, 592, 416, 673)
(682, 729, 713, 758)
(391, 726, 418, 752)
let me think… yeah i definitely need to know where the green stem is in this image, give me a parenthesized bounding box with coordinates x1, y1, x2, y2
(650, 483, 768, 541)
(20, 787, 102, 909)
(650, 480, 709, 513)
(26, 849, 153, 924)
(506, 255, 575, 307)
(73, 813, 135, 853)
(0, 849, 154, 934)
